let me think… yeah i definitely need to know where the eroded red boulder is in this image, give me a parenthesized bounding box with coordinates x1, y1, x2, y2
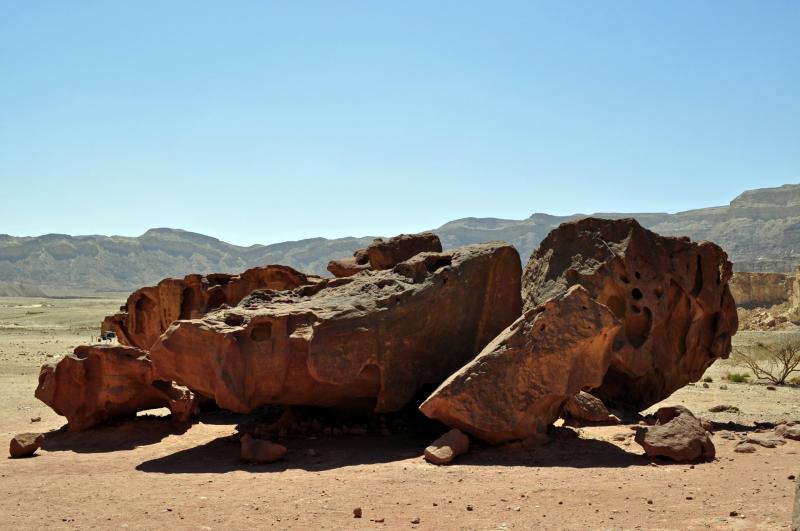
(35, 345, 197, 431)
(522, 218, 738, 410)
(151, 242, 522, 414)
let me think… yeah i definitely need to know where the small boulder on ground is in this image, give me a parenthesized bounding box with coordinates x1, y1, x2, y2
(734, 443, 757, 453)
(424, 429, 469, 465)
(745, 436, 786, 448)
(563, 391, 620, 425)
(240, 434, 287, 463)
(9, 432, 44, 458)
(634, 406, 715, 462)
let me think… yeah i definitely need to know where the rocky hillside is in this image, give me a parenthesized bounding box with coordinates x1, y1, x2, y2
(0, 184, 797, 296)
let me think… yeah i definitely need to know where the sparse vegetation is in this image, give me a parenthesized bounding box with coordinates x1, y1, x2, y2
(733, 341, 800, 385)
(724, 372, 751, 383)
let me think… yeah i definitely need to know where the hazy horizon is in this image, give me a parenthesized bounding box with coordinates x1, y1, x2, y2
(1, 2, 798, 246)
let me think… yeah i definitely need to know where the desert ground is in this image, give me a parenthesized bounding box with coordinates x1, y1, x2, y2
(0, 297, 798, 530)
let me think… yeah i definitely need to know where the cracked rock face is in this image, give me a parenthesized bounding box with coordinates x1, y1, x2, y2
(522, 218, 738, 410)
(35, 345, 196, 431)
(419, 286, 622, 443)
(150, 242, 522, 414)
(102, 265, 321, 350)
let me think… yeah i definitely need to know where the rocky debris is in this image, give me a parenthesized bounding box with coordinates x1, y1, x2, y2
(419, 286, 622, 443)
(563, 391, 620, 425)
(102, 265, 320, 349)
(634, 406, 715, 462)
(522, 218, 738, 410)
(353, 507, 362, 518)
(151, 242, 522, 414)
(35, 345, 197, 431)
(737, 305, 798, 331)
(777, 423, 800, 441)
(327, 233, 442, 278)
(423, 429, 469, 465)
(9, 433, 44, 458)
(240, 434, 286, 463)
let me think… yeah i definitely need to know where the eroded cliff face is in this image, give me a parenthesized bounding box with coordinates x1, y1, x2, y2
(730, 272, 793, 309)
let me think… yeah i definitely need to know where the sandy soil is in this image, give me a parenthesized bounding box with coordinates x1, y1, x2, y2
(1, 297, 798, 530)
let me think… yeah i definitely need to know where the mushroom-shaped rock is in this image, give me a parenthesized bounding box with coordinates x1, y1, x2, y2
(522, 217, 738, 410)
(150, 242, 522, 414)
(9, 433, 44, 458)
(419, 286, 622, 443)
(35, 345, 197, 431)
(240, 434, 287, 463)
(102, 265, 321, 350)
(424, 429, 469, 465)
(634, 406, 715, 462)
(563, 391, 620, 424)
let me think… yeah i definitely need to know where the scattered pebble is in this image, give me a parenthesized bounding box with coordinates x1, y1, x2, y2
(353, 507, 362, 518)
(466, 505, 473, 511)
(411, 517, 420, 524)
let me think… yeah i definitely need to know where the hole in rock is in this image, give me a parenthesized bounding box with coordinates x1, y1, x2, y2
(206, 289, 227, 311)
(654, 287, 663, 299)
(224, 314, 245, 327)
(207, 274, 232, 285)
(425, 256, 452, 273)
(250, 322, 273, 341)
(631, 288, 643, 300)
(179, 288, 195, 319)
(634, 271, 641, 279)
(624, 306, 652, 348)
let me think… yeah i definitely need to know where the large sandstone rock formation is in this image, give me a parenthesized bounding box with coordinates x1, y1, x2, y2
(419, 286, 621, 443)
(150, 242, 522, 414)
(522, 218, 738, 410)
(102, 265, 320, 350)
(327, 233, 442, 278)
(35, 345, 196, 431)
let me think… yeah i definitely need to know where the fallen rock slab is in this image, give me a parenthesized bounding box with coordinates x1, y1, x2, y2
(424, 429, 469, 465)
(734, 443, 757, 453)
(522, 218, 738, 410)
(103, 265, 321, 349)
(35, 345, 197, 431)
(9, 433, 44, 458)
(240, 434, 287, 463)
(634, 406, 715, 462)
(419, 286, 621, 443)
(151, 242, 522, 413)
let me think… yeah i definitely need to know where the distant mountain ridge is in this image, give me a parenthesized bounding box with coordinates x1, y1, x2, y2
(1, 184, 798, 296)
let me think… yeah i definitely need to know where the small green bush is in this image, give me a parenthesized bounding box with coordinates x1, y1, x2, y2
(725, 372, 751, 383)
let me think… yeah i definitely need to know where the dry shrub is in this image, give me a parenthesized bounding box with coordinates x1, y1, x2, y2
(733, 341, 800, 385)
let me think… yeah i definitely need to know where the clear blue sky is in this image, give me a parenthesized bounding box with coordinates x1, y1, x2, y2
(1, 2, 797, 246)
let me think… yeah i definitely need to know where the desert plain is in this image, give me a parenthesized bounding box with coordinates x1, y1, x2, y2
(0, 296, 797, 530)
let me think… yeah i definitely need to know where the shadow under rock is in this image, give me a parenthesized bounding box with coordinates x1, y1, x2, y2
(136, 425, 652, 474)
(42, 417, 190, 454)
